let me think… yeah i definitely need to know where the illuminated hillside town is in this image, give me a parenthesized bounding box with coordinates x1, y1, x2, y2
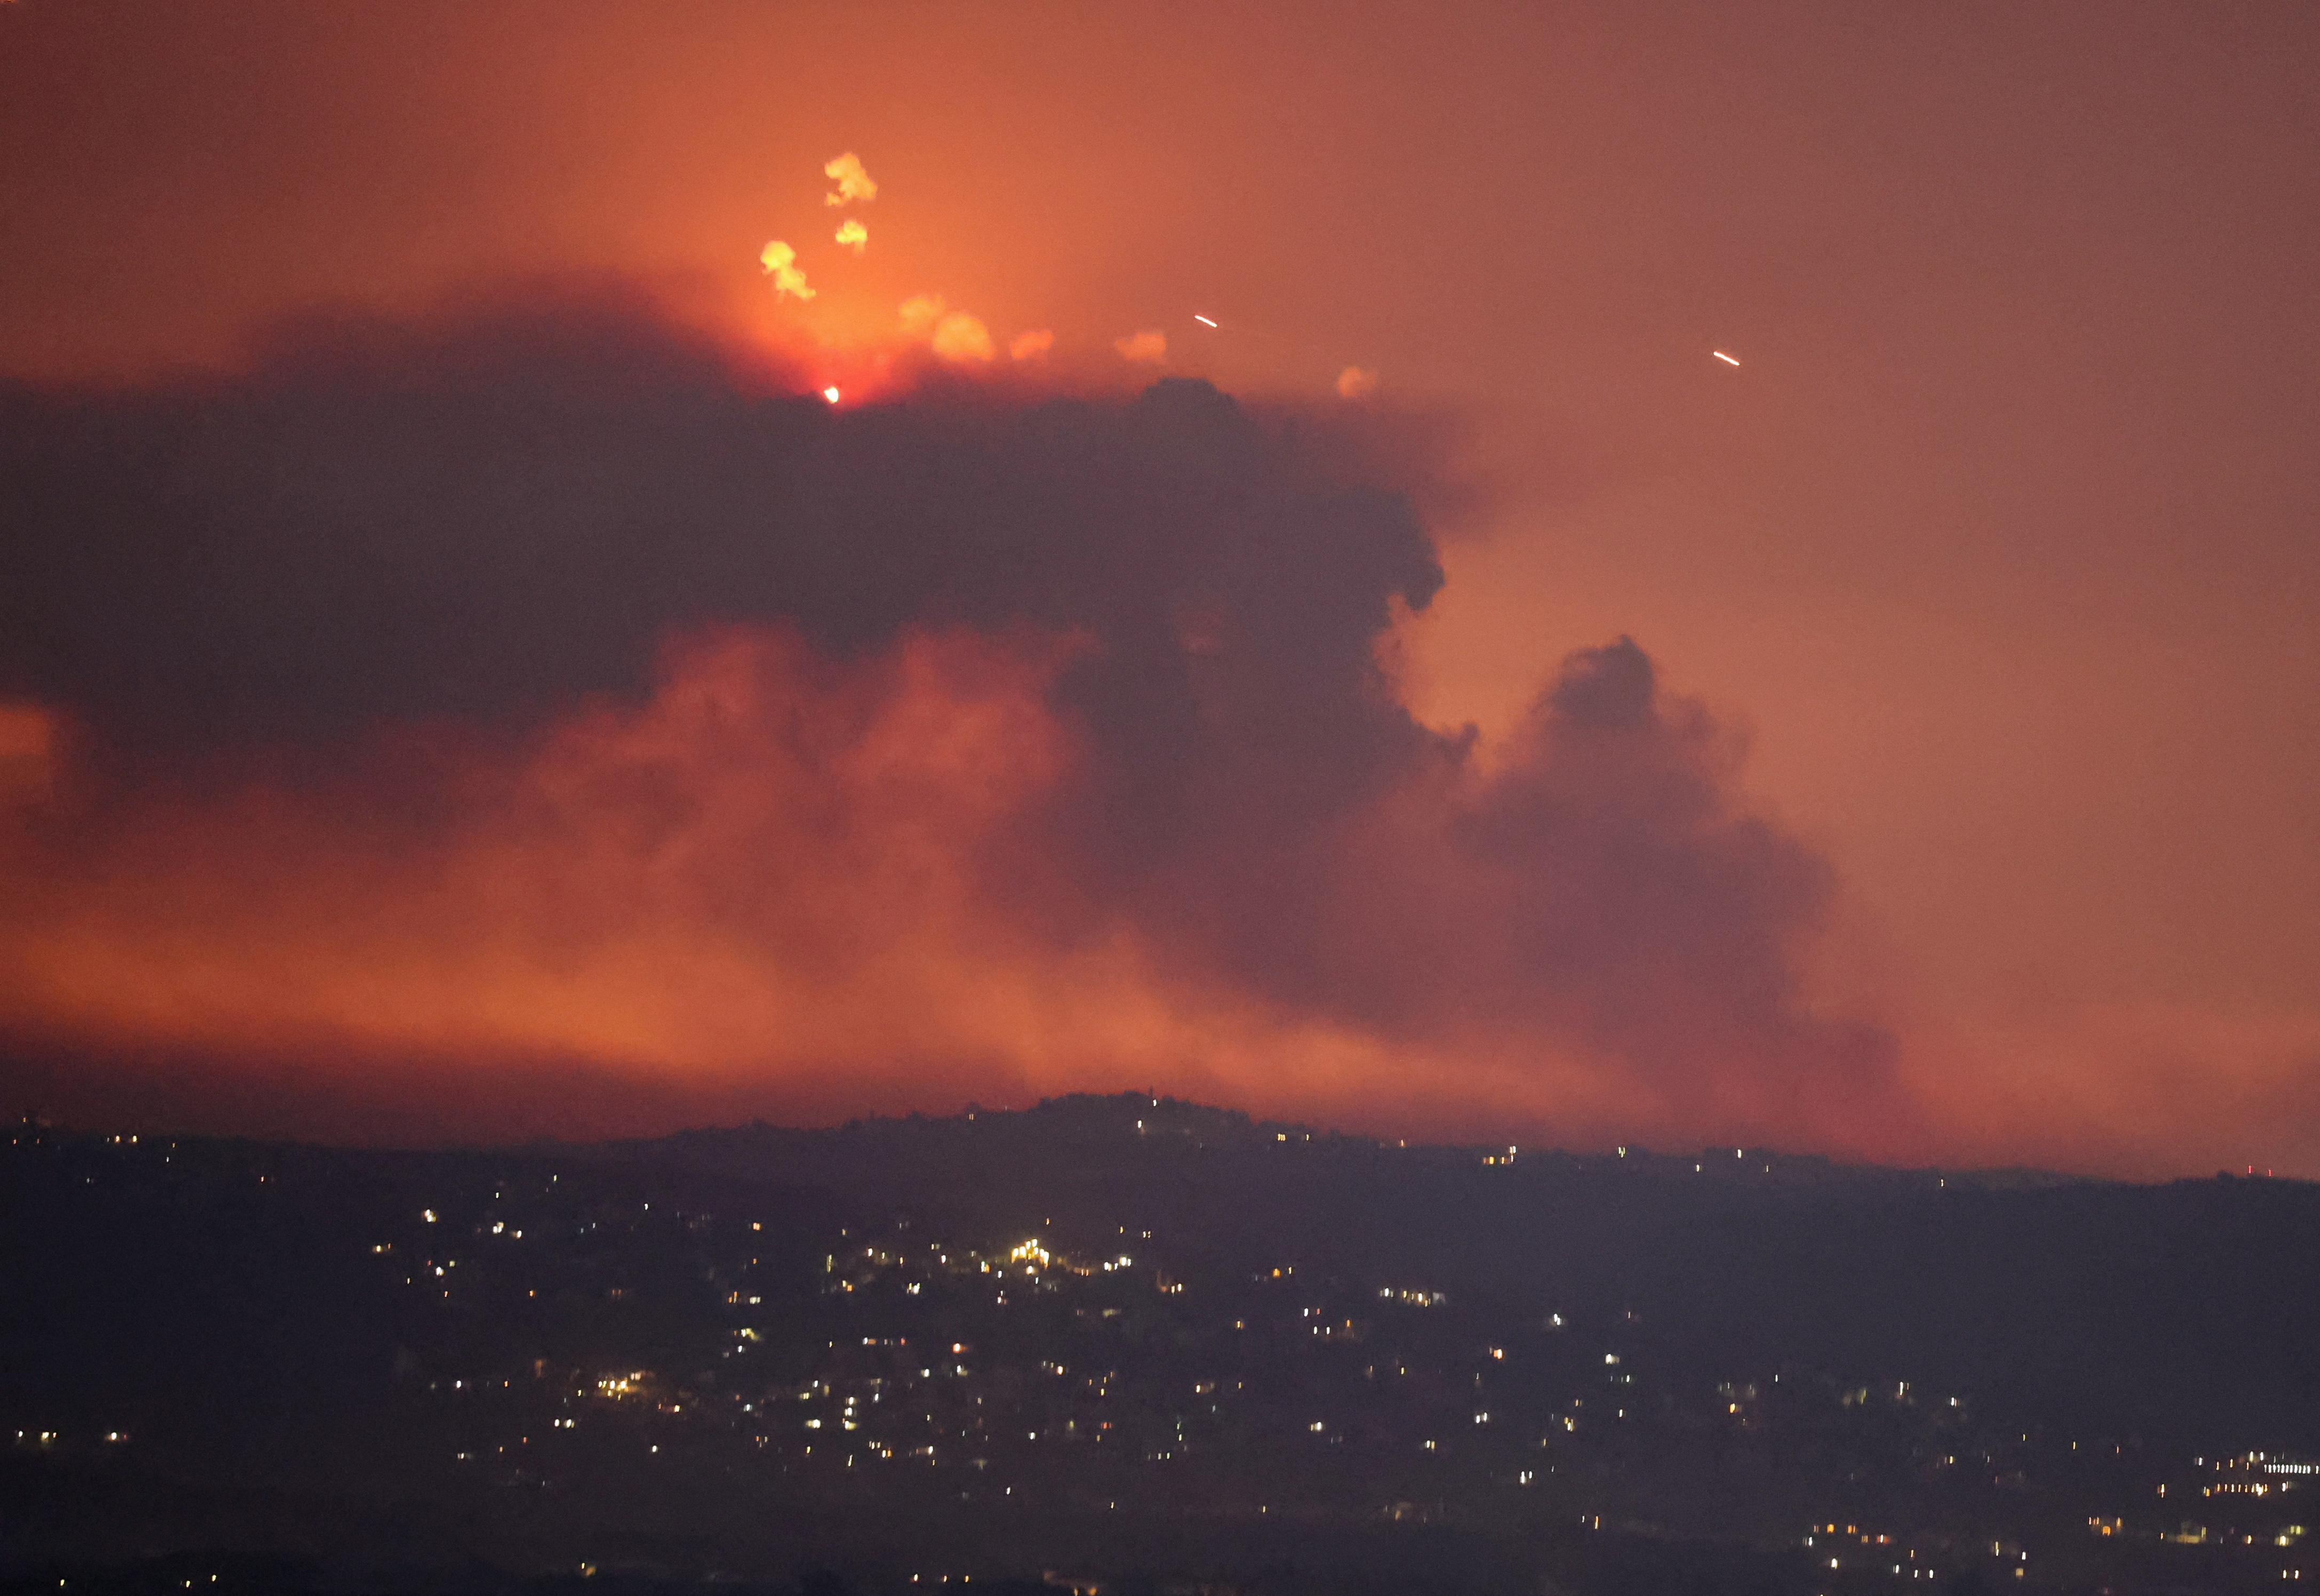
(5, 1097, 2314, 1594)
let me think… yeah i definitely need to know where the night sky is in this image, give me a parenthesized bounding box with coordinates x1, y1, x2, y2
(2, 0, 2315, 1176)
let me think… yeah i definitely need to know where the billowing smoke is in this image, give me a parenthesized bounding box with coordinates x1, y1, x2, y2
(758, 240, 813, 300)
(929, 311, 994, 364)
(0, 289, 1898, 1147)
(822, 151, 877, 207)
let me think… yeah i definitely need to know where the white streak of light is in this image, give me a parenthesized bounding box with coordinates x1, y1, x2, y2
(1712, 350, 1742, 366)
(1194, 315, 1219, 328)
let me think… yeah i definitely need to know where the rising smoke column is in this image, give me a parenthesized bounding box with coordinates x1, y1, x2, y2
(0, 288, 1900, 1148)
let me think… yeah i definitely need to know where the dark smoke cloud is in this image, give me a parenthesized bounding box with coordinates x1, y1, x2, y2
(4, 301, 1424, 756)
(0, 291, 1892, 1125)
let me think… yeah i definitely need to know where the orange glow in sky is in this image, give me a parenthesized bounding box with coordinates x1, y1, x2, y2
(2, 1, 2316, 1176)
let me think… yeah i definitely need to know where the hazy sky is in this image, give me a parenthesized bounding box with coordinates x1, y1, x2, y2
(2, 0, 2314, 1175)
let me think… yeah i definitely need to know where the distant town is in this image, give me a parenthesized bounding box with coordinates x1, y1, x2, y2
(5, 1096, 2315, 1595)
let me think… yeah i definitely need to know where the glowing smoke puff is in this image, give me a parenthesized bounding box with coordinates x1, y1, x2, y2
(1114, 330, 1167, 365)
(898, 294, 947, 336)
(1336, 366, 1380, 400)
(824, 152, 877, 207)
(897, 295, 994, 361)
(834, 219, 868, 254)
(1009, 329, 1055, 361)
(759, 240, 815, 301)
(932, 312, 995, 364)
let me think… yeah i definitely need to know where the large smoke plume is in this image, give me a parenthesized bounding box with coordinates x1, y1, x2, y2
(0, 290, 1899, 1148)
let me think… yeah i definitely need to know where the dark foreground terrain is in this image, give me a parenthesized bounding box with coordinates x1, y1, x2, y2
(4, 1094, 2316, 1595)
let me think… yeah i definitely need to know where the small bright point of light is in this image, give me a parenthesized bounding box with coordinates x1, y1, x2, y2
(1712, 350, 1742, 366)
(1193, 315, 1218, 328)
(822, 386, 842, 404)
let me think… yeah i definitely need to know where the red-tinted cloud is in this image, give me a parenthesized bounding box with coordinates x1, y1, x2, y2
(0, 293, 1910, 1155)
